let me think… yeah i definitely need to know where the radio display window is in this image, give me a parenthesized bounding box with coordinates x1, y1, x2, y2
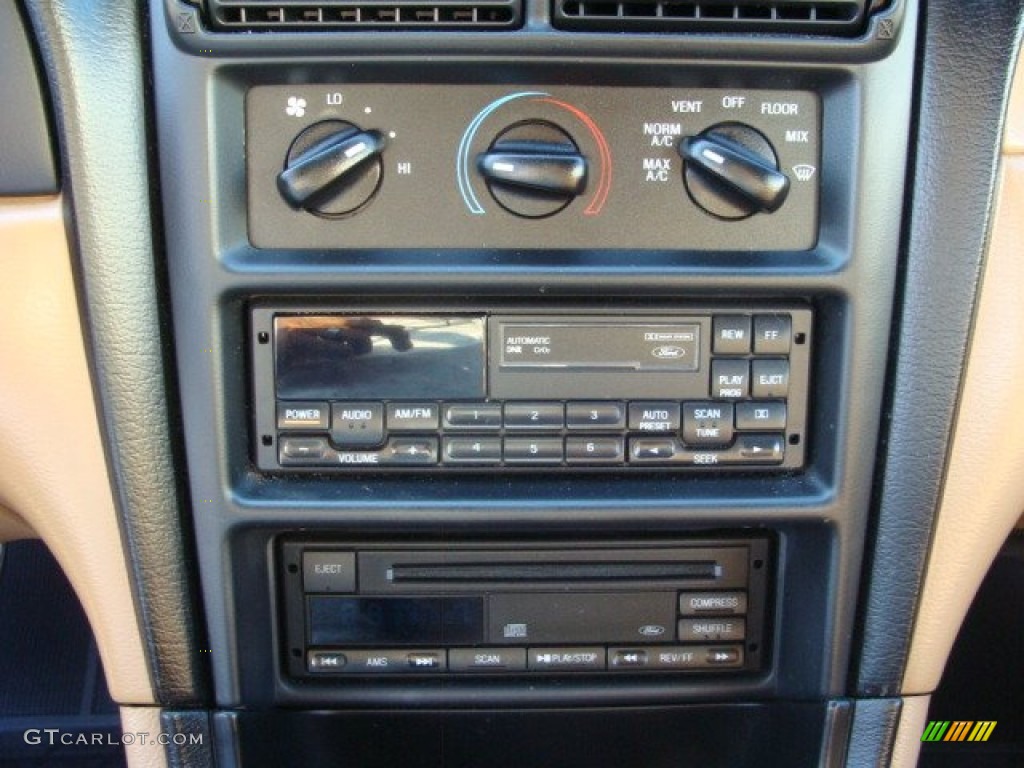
(309, 596, 486, 646)
(275, 315, 486, 400)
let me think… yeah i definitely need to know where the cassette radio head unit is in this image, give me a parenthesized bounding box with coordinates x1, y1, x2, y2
(251, 304, 811, 471)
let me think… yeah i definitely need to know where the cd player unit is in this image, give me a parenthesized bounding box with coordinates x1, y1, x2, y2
(279, 538, 771, 679)
(251, 304, 811, 472)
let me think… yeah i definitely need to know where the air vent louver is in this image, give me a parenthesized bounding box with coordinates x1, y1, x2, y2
(553, 0, 866, 34)
(207, 0, 521, 30)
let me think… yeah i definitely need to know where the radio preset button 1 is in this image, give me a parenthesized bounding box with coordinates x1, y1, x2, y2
(753, 314, 792, 354)
(280, 436, 331, 464)
(449, 648, 527, 672)
(751, 359, 790, 398)
(712, 316, 752, 355)
(528, 647, 606, 671)
(331, 402, 385, 447)
(443, 436, 502, 464)
(710, 359, 750, 400)
(386, 403, 440, 431)
(503, 437, 564, 464)
(735, 401, 787, 431)
(678, 591, 748, 616)
(682, 402, 735, 446)
(565, 436, 625, 464)
(566, 402, 627, 429)
(277, 401, 330, 431)
(443, 403, 502, 430)
(678, 618, 747, 643)
(504, 402, 564, 429)
(628, 402, 681, 433)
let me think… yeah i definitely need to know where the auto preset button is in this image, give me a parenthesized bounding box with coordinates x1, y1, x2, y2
(628, 402, 681, 432)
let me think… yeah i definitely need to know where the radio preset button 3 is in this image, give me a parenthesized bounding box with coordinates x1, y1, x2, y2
(277, 401, 330, 430)
(503, 437, 564, 463)
(443, 403, 502, 429)
(504, 402, 564, 429)
(565, 436, 625, 464)
(443, 436, 502, 463)
(712, 316, 752, 355)
(682, 403, 735, 447)
(386, 402, 440, 431)
(628, 402, 681, 432)
(710, 359, 750, 400)
(566, 402, 627, 429)
(331, 402, 385, 447)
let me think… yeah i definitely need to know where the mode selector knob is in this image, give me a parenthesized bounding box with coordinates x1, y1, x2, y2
(476, 121, 587, 219)
(679, 123, 790, 220)
(277, 120, 387, 218)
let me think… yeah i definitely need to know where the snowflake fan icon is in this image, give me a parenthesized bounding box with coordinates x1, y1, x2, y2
(285, 96, 307, 117)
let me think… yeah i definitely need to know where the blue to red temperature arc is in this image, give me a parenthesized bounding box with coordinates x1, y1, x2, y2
(456, 92, 612, 216)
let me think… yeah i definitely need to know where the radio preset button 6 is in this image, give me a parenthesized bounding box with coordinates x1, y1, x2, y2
(753, 314, 792, 354)
(565, 436, 625, 464)
(682, 403, 735, 447)
(443, 403, 502, 429)
(277, 401, 330, 430)
(449, 648, 528, 673)
(678, 618, 747, 643)
(528, 647, 607, 672)
(386, 402, 440, 431)
(710, 359, 751, 400)
(503, 437, 564, 464)
(751, 359, 790, 398)
(331, 402, 385, 447)
(504, 402, 564, 429)
(712, 316, 752, 355)
(735, 401, 787, 431)
(566, 402, 627, 429)
(628, 402, 681, 433)
(443, 436, 502, 463)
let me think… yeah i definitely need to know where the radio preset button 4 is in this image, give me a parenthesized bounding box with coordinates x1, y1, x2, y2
(628, 402, 681, 432)
(331, 402, 385, 447)
(443, 403, 502, 429)
(443, 436, 502, 464)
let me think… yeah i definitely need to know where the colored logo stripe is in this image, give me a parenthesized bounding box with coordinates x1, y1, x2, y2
(922, 720, 997, 742)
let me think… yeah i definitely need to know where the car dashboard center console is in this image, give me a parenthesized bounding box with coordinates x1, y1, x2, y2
(150, 0, 917, 764)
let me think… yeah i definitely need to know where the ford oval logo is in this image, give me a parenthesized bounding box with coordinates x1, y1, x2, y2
(639, 625, 666, 637)
(651, 345, 686, 360)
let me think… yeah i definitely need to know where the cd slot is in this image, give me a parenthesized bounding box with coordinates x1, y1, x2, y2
(388, 561, 720, 584)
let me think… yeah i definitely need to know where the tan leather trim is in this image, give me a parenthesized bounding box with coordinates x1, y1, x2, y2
(902, 59, 1024, 693)
(0, 197, 153, 703)
(120, 707, 169, 768)
(0, 503, 35, 541)
(889, 695, 930, 768)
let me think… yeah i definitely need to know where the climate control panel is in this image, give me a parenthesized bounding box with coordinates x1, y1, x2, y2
(246, 85, 820, 250)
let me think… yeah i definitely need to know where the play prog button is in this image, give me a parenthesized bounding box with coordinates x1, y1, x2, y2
(302, 552, 356, 593)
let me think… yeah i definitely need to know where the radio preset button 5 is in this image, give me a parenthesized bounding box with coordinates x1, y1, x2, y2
(712, 316, 752, 355)
(628, 402, 681, 432)
(443, 403, 502, 429)
(735, 401, 787, 431)
(682, 403, 735, 447)
(751, 360, 790, 398)
(710, 359, 750, 400)
(504, 437, 564, 464)
(277, 401, 330, 431)
(566, 402, 627, 429)
(331, 402, 385, 447)
(753, 314, 792, 354)
(443, 437, 502, 464)
(565, 436, 625, 464)
(504, 402, 564, 429)
(386, 402, 440, 431)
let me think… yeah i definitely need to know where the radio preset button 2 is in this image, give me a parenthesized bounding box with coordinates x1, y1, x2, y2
(678, 591, 748, 616)
(565, 436, 625, 464)
(528, 647, 606, 672)
(443, 403, 502, 430)
(503, 437, 564, 464)
(712, 316, 752, 355)
(449, 648, 527, 673)
(386, 402, 440, 431)
(628, 402, 681, 433)
(277, 401, 330, 430)
(751, 359, 790, 398)
(443, 436, 502, 464)
(735, 401, 787, 431)
(331, 402, 385, 447)
(504, 402, 564, 429)
(678, 618, 747, 643)
(682, 403, 735, 447)
(566, 402, 627, 429)
(753, 314, 792, 354)
(710, 359, 750, 400)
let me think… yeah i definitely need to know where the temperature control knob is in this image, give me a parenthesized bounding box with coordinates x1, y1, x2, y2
(476, 121, 587, 219)
(277, 120, 387, 218)
(679, 123, 790, 220)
